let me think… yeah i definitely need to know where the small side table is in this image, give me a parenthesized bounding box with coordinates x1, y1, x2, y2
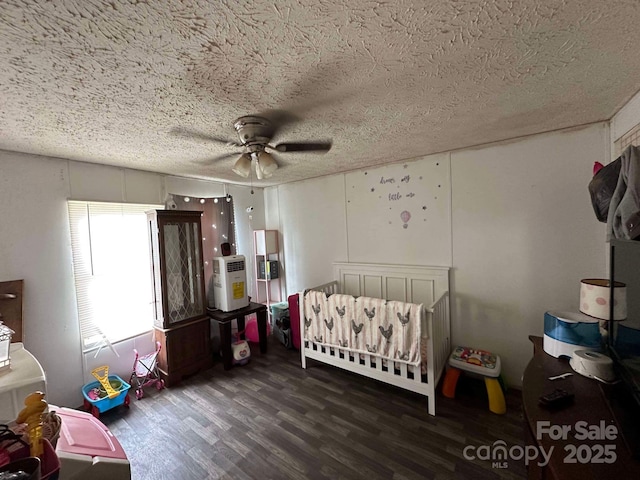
(207, 302, 268, 370)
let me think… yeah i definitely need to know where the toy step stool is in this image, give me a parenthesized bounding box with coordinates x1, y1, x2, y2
(442, 346, 506, 414)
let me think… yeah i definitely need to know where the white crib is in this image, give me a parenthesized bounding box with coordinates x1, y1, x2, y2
(299, 262, 451, 416)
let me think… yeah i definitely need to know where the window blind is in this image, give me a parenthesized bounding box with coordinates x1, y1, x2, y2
(68, 201, 162, 350)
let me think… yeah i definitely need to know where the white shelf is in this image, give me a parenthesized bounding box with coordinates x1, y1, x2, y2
(253, 230, 282, 309)
(254, 229, 278, 255)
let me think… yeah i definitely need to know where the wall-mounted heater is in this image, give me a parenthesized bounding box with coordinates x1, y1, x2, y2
(213, 255, 249, 312)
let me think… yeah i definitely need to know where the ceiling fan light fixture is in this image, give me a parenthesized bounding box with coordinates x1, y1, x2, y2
(258, 151, 278, 177)
(255, 158, 264, 180)
(177, 113, 329, 182)
(232, 153, 251, 178)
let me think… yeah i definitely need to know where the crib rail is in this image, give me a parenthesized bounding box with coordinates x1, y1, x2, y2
(308, 280, 340, 295)
(426, 291, 450, 391)
(303, 340, 425, 386)
(300, 286, 451, 415)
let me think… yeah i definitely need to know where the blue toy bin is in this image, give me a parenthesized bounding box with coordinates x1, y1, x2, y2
(82, 374, 131, 415)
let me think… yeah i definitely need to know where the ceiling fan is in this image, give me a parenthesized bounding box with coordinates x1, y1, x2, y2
(171, 112, 332, 179)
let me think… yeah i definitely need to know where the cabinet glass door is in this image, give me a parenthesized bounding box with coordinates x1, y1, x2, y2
(162, 220, 204, 324)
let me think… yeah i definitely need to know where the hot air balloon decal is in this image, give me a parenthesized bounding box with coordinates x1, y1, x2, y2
(400, 210, 411, 229)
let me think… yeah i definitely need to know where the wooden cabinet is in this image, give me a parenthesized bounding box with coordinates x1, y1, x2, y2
(154, 317, 212, 387)
(147, 210, 212, 385)
(147, 210, 207, 329)
(253, 229, 282, 308)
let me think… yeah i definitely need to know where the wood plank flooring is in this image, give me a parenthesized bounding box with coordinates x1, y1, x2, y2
(100, 337, 527, 480)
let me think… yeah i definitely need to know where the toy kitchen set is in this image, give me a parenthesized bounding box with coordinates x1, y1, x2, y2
(0, 279, 131, 479)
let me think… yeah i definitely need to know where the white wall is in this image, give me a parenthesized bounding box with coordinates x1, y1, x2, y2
(611, 88, 640, 156)
(0, 151, 82, 408)
(268, 175, 348, 294)
(451, 123, 608, 386)
(259, 186, 282, 301)
(229, 184, 266, 300)
(265, 123, 609, 387)
(345, 153, 451, 266)
(0, 150, 259, 407)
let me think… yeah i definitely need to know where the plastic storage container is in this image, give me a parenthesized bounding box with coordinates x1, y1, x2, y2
(270, 300, 292, 349)
(272, 317, 292, 349)
(81, 375, 130, 418)
(54, 406, 130, 480)
(270, 302, 289, 322)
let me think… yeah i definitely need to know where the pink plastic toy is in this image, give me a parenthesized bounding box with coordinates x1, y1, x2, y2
(244, 316, 271, 343)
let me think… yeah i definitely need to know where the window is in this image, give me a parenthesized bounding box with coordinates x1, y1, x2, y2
(68, 201, 162, 350)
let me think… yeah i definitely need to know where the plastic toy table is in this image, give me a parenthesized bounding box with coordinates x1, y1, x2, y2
(442, 346, 506, 414)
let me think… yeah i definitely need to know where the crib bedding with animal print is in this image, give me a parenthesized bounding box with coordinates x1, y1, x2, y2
(303, 291, 424, 367)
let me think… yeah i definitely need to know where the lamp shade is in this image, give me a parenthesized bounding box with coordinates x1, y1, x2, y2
(258, 151, 278, 177)
(232, 153, 251, 178)
(579, 278, 627, 320)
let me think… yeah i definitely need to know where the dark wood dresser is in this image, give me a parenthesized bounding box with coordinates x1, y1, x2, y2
(522, 336, 640, 478)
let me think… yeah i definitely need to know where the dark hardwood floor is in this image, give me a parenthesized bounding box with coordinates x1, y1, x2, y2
(100, 336, 527, 480)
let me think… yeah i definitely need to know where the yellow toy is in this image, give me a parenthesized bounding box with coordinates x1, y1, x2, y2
(92, 365, 119, 399)
(16, 391, 47, 457)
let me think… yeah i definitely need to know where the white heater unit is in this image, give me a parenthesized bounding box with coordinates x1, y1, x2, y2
(213, 255, 249, 312)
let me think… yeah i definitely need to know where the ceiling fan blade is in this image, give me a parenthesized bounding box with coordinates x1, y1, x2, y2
(194, 151, 242, 164)
(278, 59, 358, 119)
(273, 141, 332, 153)
(259, 109, 300, 128)
(170, 127, 242, 148)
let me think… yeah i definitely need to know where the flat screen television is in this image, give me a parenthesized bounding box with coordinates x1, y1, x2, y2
(608, 238, 640, 458)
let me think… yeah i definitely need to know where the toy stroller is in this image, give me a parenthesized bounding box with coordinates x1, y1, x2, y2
(129, 341, 165, 399)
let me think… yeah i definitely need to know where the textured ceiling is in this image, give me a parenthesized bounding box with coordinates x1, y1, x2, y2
(1, 1, 640, 187)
